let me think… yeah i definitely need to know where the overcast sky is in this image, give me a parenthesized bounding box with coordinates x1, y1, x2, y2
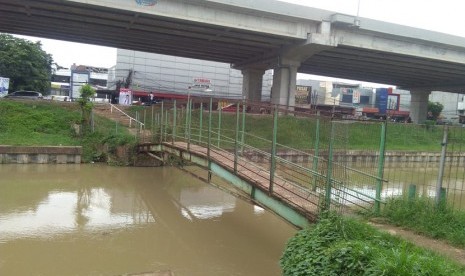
(14, 0, 465, 84)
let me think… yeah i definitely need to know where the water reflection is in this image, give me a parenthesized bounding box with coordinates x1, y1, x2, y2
(0, 187, 154, 242)
(0, 164, 296, 276)
(179, 187, 236, 220)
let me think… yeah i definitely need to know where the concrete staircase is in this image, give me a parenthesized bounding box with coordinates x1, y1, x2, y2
(93, 103, 153, 141)
(93, 103, 138, 128)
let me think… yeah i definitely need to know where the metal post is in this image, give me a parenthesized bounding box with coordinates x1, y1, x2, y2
(184, 100, 189, 139)
(143, 109, 146, 130)
(270, 106, 278, 194)
(324, 120, 335, 210)
(208, 98, 213, 181)
(160, 101, 164, 143)
(199, 102, 203, 144)
(217, 105, 222, 148)
(241, 101, 246, 154)
(151, 104, 154, 141)
(165, 110, 169, 142)
(234, 102, 240, 173)
(436, 125, 448, 206)
(172, 100, 177, 144)
(188, 98, 192, 150)
(408, 184, 416, 201)
(375, 121, 387, 213)
(312, 111, 320, 191)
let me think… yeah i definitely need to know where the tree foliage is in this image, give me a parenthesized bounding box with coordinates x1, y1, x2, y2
(428, 101, 444, 120)
(0, 33, 53, 93)
(77, 84, 96, 133)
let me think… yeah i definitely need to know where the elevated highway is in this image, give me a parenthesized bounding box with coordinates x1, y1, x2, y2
(1, 0, 465, 121)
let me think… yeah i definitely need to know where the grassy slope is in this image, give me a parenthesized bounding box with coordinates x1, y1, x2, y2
(0, 100, 135, 162)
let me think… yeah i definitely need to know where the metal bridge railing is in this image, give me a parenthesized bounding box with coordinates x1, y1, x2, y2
(130, 96, 465, 215)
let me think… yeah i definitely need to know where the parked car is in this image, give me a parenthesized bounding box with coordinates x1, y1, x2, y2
(4, 91, 43, 100)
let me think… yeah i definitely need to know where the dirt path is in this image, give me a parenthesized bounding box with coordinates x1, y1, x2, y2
(368, 220, 465, 266)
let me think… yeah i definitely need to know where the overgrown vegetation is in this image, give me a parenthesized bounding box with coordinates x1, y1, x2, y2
(369, 197, 465, 248)
(0, 100, 136, 163)
(280, 213, 465, 276)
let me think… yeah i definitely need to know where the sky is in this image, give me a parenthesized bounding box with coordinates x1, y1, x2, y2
(13, 0, 465, 84)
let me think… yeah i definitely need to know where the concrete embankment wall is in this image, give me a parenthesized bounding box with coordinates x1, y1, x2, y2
(243, 150, 465, 167)
(0, 146, 82, 164)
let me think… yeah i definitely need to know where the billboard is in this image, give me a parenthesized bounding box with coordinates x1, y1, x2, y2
(119, 88, 132, 105)
(189, 77, 213, 93)
(71, 71, 90, 99)
(376, 88, 389, 115)
(0, 77, 9, 97)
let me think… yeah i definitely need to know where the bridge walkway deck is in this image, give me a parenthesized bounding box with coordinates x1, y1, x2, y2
(162, 141, 320, 221)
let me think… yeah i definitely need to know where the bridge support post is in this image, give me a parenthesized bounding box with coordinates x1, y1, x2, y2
(375, 120, 387, 214)
(270, 106, 278, 194)
(271, 59, 299, 109)
(242, 68, 264, 105)
(409, 90, 431, 123)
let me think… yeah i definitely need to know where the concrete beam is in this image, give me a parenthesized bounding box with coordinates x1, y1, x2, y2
(332, 28, 465, 65)
(64, 0, 315, 39)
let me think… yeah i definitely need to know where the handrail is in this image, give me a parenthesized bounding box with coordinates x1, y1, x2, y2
(109, 103, 145, 129)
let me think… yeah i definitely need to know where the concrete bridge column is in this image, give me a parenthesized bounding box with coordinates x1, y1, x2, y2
(271, 60, 300, 109)
(241, 68, 265, 103)
(410, 90, 431, 123)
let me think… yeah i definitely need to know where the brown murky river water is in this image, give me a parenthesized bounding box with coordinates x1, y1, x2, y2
(0, 164, 296, 276)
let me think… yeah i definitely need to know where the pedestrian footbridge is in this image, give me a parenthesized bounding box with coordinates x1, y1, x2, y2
(134, 99, 386, 228)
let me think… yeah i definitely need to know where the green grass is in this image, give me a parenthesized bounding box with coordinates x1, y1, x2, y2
(372, 197, 465, 248)
(130, 105, 462, 151)
(280, 213, 465, 276)
(0, 100, 135, 162)
(0, 100, 81, 145)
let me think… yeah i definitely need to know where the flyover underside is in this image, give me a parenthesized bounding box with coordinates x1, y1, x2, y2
(0, 0, 297, 64)
(300, 45, 465, 90)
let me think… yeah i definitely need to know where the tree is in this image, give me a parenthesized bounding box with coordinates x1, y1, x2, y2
(77, 84, 96, 134)
(0, 33, 53, 93)
(427, 101, 444, 120)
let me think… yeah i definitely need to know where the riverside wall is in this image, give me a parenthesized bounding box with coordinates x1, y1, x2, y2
(242, 150, 465, 167)
(0, 146, 82, 164)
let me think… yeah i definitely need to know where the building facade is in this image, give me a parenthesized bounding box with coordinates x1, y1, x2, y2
(109, 49, 273, 100)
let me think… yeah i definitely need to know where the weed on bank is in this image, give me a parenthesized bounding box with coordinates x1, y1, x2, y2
(374, 197, 465, 248)
(280, 213, 465, 276)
